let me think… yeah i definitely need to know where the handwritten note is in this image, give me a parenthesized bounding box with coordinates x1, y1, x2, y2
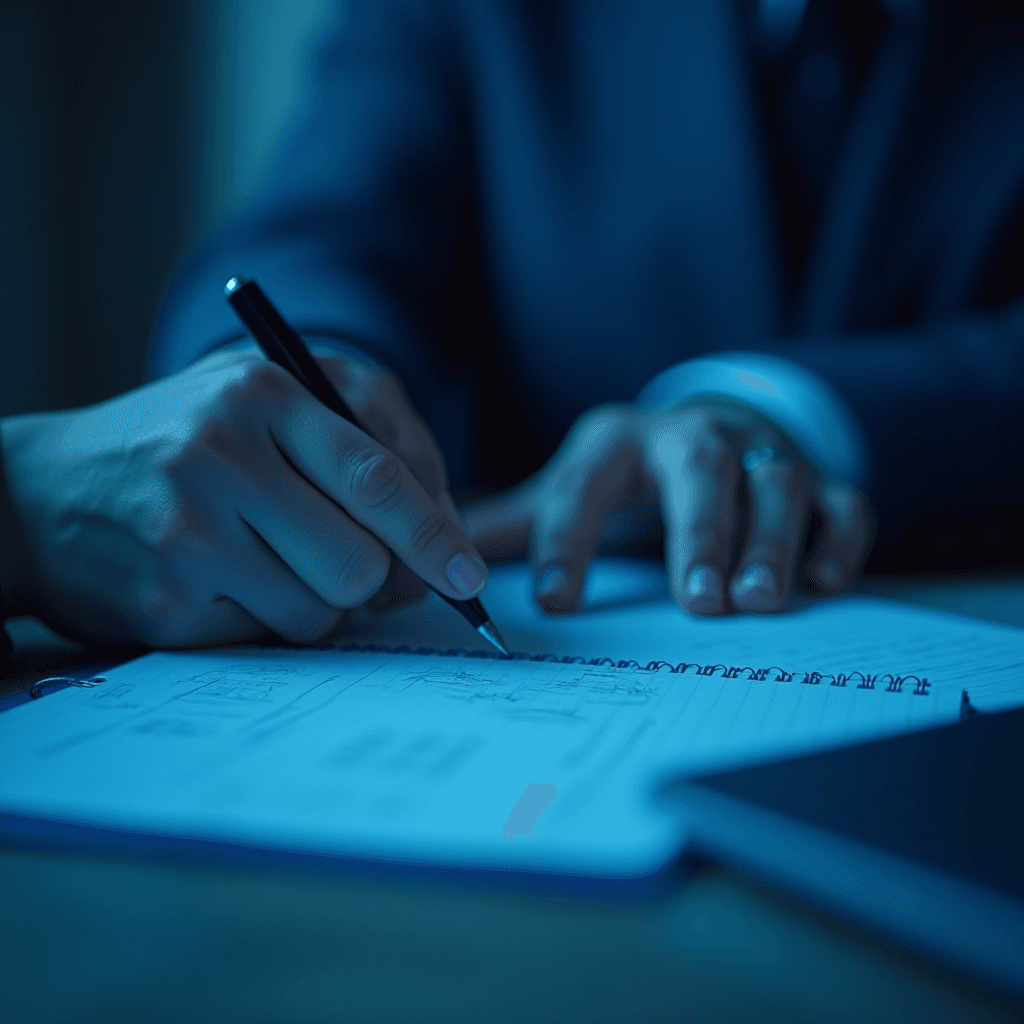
(3, 559, 1021, 877)
(0, 639, 963, 877)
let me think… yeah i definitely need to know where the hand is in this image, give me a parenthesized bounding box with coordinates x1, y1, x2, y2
(0, 347, 488, 646)
(464, 398, 873, 615)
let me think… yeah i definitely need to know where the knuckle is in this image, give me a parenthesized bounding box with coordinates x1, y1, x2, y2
(746, 539, 792, 568)
(215, 362, 269, 411)
(132, 487, 192, 556)
(758, 458, 796, 484)
(332, 544, 390, 606)
(212, 360, 301, 426)
(168, 421, 236, 474)
(532, 510, 575, 554)
(541, 464, 599, 516)
(651, 414, 727, 465)
(819, 481, 869, 537)
(160, 414, 242, 482)
(238, 358, 293, 399)
(752, 459, 806, 500)
(346, 449, 404, 508)
(681, 466, 727, 510)
(686, 430, 733, 473)
(671, 406, 717, 438)
(365, 415, 400, 452)
(409, 512, 450, 554)
(685, 520, 731, 557)
(155, 432, 197, 477)
(572, 404, 632, 445)
(347, 364, 406, 410)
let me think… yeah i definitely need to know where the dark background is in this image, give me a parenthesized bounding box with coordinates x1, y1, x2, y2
(0, 0, 332, 415)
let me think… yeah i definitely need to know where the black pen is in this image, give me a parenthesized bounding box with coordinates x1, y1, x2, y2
(225, 276, 508, 655)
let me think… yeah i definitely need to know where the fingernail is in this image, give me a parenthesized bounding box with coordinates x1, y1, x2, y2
(445, 552, 489, 597)
(536, 564, 574, 605)
(817, 558, 841, 591)
(732, 564, 779, 609)
(686, 565, 723, 612)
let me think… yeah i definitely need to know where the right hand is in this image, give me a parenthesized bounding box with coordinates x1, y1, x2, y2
(0, 347, 487, 647)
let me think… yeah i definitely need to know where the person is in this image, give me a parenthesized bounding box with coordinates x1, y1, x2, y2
(149, 0, 1024, 625)
(6, 0, 1024, 658)
(0, 347, 490, 657)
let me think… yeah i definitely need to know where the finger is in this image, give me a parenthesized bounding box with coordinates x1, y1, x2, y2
(274, 398, 489, 602)
(730, 454, 812, 612)
(240, 445, 392, 608)
(461, 481, 538, 562)
(531, 409, 639, 613)
(645, 415, 739, 615)
(382, 399, 449, 505)
(320, 356, 450, 504)
(125, 576, 271, 650)
(804, 481, 874, 594)
(191, 598, 275, 647)
(366, 560, 427, 612)
(221, 515, 348, 643)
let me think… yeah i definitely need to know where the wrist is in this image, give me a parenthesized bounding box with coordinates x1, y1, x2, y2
(637, 352, 871, 488)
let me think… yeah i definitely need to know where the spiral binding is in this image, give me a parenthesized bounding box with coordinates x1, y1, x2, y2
(335, 643, 931, 696)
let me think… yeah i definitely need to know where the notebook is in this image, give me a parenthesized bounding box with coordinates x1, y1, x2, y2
(1, 559, 1021, 882)
(658, 706, 1024, 996)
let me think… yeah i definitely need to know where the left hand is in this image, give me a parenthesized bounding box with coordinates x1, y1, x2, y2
(463, 398, 873, 615)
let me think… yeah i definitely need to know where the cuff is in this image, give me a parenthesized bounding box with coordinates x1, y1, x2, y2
(636, 351, 871, 488)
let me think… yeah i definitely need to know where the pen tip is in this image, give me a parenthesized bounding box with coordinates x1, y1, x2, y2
(477, 620, 510, 656)
(224, 275, 249, 297)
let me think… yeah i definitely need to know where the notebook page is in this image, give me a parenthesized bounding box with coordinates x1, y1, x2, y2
(0, 621, 962, 878)
(345, 560, 1024, 712)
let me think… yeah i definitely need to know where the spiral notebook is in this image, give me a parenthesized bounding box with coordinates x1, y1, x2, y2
(1, 560, 1021, 881)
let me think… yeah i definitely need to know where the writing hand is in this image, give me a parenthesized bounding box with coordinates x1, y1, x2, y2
(0, 348, 487, 645)
(464, 398, 872, 615)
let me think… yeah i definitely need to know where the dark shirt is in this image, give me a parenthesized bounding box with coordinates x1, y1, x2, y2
(152, 0, 1024, 560)
(0, 615, 10, 674)
(0, 624, 10, 675)
(0, 436, 12, 672)
(757, 0, 886, 311)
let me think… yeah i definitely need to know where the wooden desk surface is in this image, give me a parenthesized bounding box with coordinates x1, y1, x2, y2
(2, 575, 1022, 1024)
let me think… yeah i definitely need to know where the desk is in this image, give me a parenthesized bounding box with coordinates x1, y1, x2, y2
(2, 575, 1022, 1024)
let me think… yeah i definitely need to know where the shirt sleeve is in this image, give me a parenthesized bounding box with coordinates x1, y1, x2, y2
(639, 304, 1024, 551)
(150, 0, 466, 391)
(635, 350, 872, 488)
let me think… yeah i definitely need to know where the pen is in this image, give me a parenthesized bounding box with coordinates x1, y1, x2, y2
(225, 276, 508, 655)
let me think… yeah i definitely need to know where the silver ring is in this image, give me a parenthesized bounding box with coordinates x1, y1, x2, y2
(740, 445, 779, 473)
